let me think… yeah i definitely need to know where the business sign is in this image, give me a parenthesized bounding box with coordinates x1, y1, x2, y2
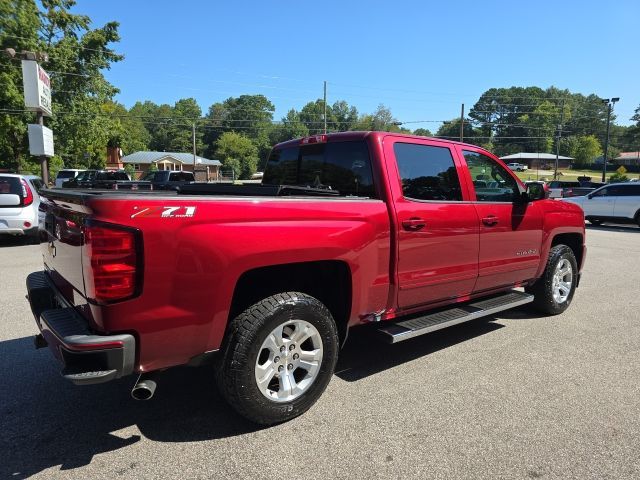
(28, 124, 54, 157)
(21, 60, 52, 116)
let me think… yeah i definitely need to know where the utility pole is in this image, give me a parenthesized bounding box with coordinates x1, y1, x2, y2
(554, 99, 565, 180)
(601, 98, 619, 182)
(323, 81, 327, 134)
(192, 122, 197, 179)
(459, 104, 465, 142)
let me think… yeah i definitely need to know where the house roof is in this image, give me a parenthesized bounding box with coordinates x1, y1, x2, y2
(500, 153, 574, 161)
(121, 151, 222, 166)
(616, 152, 640, 160)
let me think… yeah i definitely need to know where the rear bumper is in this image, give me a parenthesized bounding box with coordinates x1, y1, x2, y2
(26, 271, 136, 385)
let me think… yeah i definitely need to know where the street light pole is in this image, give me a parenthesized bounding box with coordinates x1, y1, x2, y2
(601, 97, 619, 182)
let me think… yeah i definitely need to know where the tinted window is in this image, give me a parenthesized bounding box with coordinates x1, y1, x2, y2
(182, 172, 194, 181)
(56, 171, 77, 179)
(617, 184, 640, 196)
(0, 176, 21, 195)
(463, 150, 520, 202)
(394, 143, 462, 201)
(263, 141, 376, 197)
(263, 146, 300, 185)
(169, 173, 180, 181)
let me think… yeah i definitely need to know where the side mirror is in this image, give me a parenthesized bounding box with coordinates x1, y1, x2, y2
(525, 184, 545, 201)
(586, 194, 593, 199)
(0, 194, 21, 207)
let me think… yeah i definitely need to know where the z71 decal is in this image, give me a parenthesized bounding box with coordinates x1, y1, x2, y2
(131, 206, 197, 218)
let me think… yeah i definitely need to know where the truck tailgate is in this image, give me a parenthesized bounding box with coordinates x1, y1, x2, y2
(39, 191, 91, 304)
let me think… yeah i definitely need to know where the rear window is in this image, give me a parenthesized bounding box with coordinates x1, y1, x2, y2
(56, 170, 78, 179)
(97, 171, 129, 180)
(0, 176, 21, 195)
(263, 141, 376, 197)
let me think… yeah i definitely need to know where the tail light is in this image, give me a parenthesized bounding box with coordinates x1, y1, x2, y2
(83, 223, 142, 303)
(300, 135, 327, 145)
(20, 178, 34, 206)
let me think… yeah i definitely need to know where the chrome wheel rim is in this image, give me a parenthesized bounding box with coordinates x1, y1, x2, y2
(254, 319, 323, 403)
(552, 258, 573, 304)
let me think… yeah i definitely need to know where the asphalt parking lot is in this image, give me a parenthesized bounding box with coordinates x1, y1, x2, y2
(1, 224, 639, 480)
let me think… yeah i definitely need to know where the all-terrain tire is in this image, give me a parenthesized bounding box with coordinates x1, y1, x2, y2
(526, 245, 578, 315)
(216, 292, 339, 425)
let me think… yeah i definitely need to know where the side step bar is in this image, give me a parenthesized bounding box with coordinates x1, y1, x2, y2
(378, 290, 534, 344)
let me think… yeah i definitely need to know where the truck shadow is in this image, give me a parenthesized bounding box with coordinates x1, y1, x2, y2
(0, 337, 259, 479)
(335, 318, 505, 382)
(1, 309, 538, 477)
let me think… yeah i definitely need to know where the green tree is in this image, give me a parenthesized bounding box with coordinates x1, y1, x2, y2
(560, 135, 602, 166)
(166, 98, 203, 153)
(0, 0, 123, 172)
(215, 131, 259, 179)
(299, 99, 334, 135)
(412, 128, 432, 137)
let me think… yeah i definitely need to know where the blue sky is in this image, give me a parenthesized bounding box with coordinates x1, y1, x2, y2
(76, 0, 640, 130)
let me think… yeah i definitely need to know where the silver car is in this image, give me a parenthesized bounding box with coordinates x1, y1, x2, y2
(0, 174, 44, 241)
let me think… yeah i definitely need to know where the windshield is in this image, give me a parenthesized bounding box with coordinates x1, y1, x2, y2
(262, 140, 376, 197)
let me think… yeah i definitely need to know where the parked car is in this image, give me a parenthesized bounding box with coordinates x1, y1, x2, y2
(140, 170, 195, 190)
(547, 180, 581, 199)
(62, 169, 130, 189)
(27, 132, 586, 425)
(507, 162, 528, 172)
(561, 182, 640, 226)
(0, 174, 44, 241)
(54, 169, 85, 188)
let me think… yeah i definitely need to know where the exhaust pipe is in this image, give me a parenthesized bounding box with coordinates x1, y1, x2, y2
(131, 373, 157, 401)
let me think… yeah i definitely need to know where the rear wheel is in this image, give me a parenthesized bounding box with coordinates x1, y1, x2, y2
(217, 292, 339, 425)
(526, 245, 578, 315)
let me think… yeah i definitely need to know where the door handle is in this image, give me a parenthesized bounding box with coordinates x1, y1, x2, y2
(481, 215, 499, 226)
(402, 217, 426, 231)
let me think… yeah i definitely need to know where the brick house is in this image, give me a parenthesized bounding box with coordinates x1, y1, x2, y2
(119, 151, 222, 181)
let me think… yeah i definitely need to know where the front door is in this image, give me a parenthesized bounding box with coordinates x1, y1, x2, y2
(384, 138, 480, 309)
(459, 149, 543, 293)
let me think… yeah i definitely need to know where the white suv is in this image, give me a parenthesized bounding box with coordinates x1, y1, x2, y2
(560, 182, 640, 226)
(0, 174, 44, 241)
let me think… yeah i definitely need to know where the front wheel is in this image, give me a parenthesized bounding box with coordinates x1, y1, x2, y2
(526, 245, 578, 315)
(216, 292, 339, 425)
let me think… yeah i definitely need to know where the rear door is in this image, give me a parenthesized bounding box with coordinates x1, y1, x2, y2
(459, 148, 543, 292)
(582, 186, 616, 217)
(384, 138, 480, 309)
(612, 184, 640, 219)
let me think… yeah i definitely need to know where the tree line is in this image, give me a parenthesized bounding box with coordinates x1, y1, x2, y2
(1, 1, 639, 179)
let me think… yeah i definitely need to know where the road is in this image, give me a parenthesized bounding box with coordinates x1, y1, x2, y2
(1, 225, 639, 480)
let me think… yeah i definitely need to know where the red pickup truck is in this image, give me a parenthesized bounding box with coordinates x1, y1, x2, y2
(27, 132, 586, 425)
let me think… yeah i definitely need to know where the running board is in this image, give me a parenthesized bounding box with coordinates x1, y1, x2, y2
(378, 290, 534, 344)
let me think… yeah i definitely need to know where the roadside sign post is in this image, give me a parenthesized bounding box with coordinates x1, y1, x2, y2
(21, 59, 53, 184)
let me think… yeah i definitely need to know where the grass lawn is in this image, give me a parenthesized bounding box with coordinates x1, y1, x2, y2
(513, 168, 640, 183)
